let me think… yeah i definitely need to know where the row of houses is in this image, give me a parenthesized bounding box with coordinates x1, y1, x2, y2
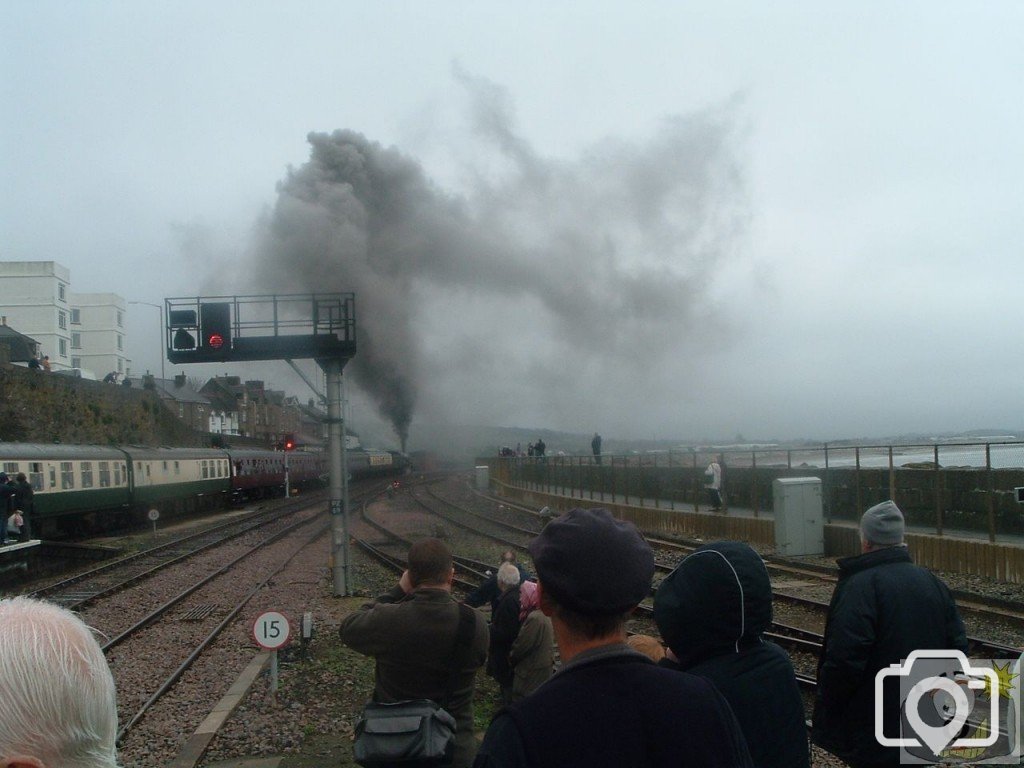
(148, 373, 325, 448)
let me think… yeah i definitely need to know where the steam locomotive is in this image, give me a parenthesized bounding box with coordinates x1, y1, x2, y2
(0, 442, 408, 539)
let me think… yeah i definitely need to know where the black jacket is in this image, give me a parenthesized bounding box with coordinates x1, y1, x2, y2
(486, 585, 521, 687)
(812, 546, 967, 767)
(13, 479, 33, 514)
(654, 541, 810, 768)
(474, 644, 752, 768)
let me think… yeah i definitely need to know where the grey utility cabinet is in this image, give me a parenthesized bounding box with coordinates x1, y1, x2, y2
(772, 477, 824, 556)
(475, 465, 490, 492)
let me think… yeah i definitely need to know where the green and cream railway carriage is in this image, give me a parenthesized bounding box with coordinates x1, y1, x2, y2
(0, 443, 231, 537)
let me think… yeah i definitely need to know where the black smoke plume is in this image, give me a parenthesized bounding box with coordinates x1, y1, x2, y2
(250, 75, 747, 443)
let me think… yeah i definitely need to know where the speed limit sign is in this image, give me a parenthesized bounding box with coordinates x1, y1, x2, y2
(252, 611, 292, 650)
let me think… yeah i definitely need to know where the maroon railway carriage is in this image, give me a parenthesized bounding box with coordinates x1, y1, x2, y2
(225, 448, 326, 500)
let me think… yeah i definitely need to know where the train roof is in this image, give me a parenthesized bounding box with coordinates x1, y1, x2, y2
(120, 446, 230, 460)
(0, 443, 128, 460)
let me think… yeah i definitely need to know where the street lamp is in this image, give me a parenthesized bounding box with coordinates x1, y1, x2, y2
(128, 301, 165, 380)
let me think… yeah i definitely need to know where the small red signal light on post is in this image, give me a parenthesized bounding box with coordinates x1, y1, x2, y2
(284, 434, 295, 451)
(208, 333, 224, 349)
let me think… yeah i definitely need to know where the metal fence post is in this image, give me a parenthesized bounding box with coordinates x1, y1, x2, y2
(855, 447, 862, 516)
(934, 445, 943, 536)
(888, 446, 896, 502)
(752, 450, 759, 517)
(824, 442, 831, 524)
(986, 443, 996, 543)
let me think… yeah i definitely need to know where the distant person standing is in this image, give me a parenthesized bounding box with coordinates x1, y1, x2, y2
(27, 355, 41, 371)
(591, 432, 602, 464)
(704, 458, 723, 511)
(41, 355, 51, 372)
(534, 438, 545, 457)
(0, 474, 13, 546)
(14, 473, 34, 541)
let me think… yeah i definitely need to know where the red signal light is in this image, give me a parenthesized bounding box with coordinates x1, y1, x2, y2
(207, 333, 224, 350)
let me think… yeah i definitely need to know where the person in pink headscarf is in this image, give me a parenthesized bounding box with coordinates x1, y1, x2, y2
(507, 579, 554, 701)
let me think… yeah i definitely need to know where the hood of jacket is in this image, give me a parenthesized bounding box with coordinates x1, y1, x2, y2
(653, 540, 772, 668)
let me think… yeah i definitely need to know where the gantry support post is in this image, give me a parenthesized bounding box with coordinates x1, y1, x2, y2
(326, 357, 351, 596)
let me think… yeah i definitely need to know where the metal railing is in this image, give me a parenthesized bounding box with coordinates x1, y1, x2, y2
(497, 441, 1024, 543)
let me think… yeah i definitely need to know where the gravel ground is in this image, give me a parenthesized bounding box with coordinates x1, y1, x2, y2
(101, 475, 1024, 767)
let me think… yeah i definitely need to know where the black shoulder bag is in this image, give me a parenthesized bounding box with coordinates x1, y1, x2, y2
(353, 603, 477, 767)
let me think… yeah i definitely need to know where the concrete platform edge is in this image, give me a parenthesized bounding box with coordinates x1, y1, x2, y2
(166, 651, 272, 768)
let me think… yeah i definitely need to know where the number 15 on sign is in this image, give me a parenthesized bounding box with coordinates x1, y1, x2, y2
(252, 611, 291, 696)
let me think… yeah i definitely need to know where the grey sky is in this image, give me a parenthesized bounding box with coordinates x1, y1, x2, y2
(3, 2, 1022, 446)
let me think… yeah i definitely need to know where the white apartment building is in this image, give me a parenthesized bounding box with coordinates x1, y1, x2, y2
(67, 292, 129, 378)
(0, 262, 131, 377)
(0, 261, 72, 369)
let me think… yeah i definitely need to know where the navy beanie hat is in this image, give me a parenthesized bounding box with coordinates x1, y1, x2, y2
(528, 507, 654, 616)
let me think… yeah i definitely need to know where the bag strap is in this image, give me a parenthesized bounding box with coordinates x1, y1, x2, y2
(439, 603, 477, 709)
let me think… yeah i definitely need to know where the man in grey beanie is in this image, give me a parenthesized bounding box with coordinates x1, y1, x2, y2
(813, 501, 967, 767)
(474, 508, 752, 768)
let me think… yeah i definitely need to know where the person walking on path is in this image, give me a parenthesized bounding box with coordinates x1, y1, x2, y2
(591, 433, 602, 465)
(704, 457, 723, 512)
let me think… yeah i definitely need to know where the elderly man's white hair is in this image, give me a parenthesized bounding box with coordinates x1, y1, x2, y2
(497, 561, 520, 591)
(0, 596, 120, 768)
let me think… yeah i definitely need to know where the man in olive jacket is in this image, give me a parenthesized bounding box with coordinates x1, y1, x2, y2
(340, 538, 489, 768)
(813, 501, 967, 767)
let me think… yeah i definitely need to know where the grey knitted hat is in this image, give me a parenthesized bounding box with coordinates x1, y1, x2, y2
(860, 500, 905, 545)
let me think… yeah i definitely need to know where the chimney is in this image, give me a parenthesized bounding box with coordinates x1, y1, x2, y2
(175, 374, 187, 388)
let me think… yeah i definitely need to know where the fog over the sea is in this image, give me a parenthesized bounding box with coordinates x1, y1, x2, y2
(3, 3, 1022, 447)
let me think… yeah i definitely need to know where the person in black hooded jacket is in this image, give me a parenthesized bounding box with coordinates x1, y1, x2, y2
(654, 540, 810, 768)
(812, 501, 967, 768)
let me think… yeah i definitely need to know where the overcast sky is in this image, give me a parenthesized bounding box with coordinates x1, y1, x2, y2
(3, 2, 1022, 447)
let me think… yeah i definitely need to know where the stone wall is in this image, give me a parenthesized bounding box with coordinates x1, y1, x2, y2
(0, 364, 205, 446)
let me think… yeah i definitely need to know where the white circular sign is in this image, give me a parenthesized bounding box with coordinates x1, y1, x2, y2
(252, 611, 292, 650)
(147, 508, 160, 522)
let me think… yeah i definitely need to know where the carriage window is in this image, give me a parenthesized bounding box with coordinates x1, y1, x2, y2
(145, 464, 151, 478)
(61, 462, 74, 489)
(163, 461, 169, 473)
(114, 464, 124, 486)
(3, 462, 17, 475)
(174, 461, 180, 475)
(81, 462, 93, 488)
(29, 463, 43, 491)
(98, 462, 111, 488)
(202, 460, 209, 479)
(49, 466, 57, 489)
